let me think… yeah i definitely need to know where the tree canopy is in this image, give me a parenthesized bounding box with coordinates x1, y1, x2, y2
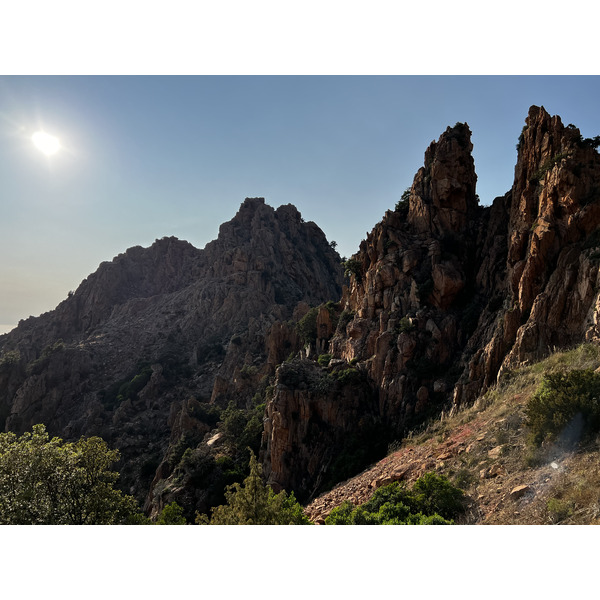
(0, 424, 143, 524)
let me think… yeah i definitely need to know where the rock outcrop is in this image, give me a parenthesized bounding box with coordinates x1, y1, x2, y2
(261, 107, 600, 501)
(461, 106, 600, 405)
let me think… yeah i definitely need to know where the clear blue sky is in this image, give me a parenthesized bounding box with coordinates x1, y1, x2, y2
(2, 75, 600, 333)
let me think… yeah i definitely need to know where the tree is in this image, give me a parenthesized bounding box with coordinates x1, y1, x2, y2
(296, 306, 319, 345)
(196, 451, 311, 525)
(395, 188, 411, 216)
(156, 501, 187, 524)
(342, 259, 363, 283)
(0, 424, 144, 524)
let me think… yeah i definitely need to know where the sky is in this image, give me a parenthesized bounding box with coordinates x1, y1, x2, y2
(2, 75, 600, 334)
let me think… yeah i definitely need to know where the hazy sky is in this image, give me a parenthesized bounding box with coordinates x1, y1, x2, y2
(2, 75, 600, 334)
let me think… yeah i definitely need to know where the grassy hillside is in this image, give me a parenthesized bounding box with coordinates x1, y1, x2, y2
(306, 343, 600, 524)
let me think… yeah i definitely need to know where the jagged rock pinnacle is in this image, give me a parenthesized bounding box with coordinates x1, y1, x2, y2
(408, 122, 478, 236)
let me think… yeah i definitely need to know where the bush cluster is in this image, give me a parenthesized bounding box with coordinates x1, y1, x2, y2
(395, 188, 411, 217)
(325, 472, 465, 525)
(296, 307, 319, 345)
(317, 354, 332, 367)
(525, 369, 600, 446)
(100, 362, 153, 410)
(342, 259, 363, 283)
(396, 316, 415, 334)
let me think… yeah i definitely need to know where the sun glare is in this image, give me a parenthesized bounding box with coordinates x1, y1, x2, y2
(32, 131, 61, 156)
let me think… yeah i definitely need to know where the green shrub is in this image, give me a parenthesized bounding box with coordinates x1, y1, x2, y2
(396, 317, 415, 334)
(240, 364, 258, 378)
(167, 430, 204, 468)
(296, 307, 319, 345)
(576, 134, 600, 150)
(531, 152, 569, 182)
(317, 354, 333, 367)
(156, 501, 187, 525)
(395, 188, 411, 217)
(335, 367, 364, 386)
(324, 475, 462, 525)
(100, 363, 153, 410)
(525, 369, 600, 446)
(516, 125, 527, 151)
(338, 310, 355, 331)
(411, 472, 465, 520)
(219, 400, 264, 457)
(189, 401, 221, 427)
(324, 501, 356, 524)
(0, 350, 21, 369)
(342, 259, 363, 283)
(0, 425, 143, 524)
(546, 497, 573, 524)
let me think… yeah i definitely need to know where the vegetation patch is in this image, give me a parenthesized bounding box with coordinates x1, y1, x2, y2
(296, 307, 319, 345)
(325, 472, 465, 525)
(0, 350, 21, 370)
(342, 258, 363, 283)
(100, 362, 153, 410)
(395, 188, 411, 217)
(395, 316, 415, 334)
(531, 152, 569, 182)
(525, 369, 600, 446)
(317, 353, 332, 367)
(337, 310, 355, 332)
(0, 424, 144, 524)
(197, 452, 311, 525)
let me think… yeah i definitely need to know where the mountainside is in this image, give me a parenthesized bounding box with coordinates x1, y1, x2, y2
(2, 105, 600, 523)
(304, 344, 600, 525)
(0, 198, 343, 510)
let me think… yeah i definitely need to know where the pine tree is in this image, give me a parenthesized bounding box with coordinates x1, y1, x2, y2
(197, 451, 311, 525)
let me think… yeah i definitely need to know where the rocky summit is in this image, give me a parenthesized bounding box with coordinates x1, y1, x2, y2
(2, 105, 600, 523)
(0, 198, 342, 513)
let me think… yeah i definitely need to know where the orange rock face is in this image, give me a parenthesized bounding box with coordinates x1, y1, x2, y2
(262, 107, 600, 499)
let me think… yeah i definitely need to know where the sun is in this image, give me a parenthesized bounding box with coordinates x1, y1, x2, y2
(32, 131, 61, 156)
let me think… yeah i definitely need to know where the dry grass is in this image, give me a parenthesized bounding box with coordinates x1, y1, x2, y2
(308, 344, 600, 524)
(398, 344, 600, 524)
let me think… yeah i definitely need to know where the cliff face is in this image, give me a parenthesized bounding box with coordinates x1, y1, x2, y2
(261, 107, 600, 500)
(0, 198, 343, 506)
(461, 106, 600, 404)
